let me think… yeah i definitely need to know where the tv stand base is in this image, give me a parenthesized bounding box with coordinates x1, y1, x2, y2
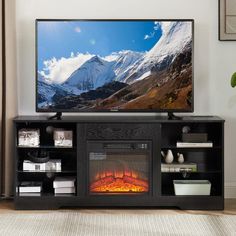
(13, 115, 224, 210)
(48, 112, 62, 120)
(168, 112, 182, 120)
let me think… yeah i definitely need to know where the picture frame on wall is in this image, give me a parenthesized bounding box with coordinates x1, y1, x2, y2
(219, 0, 236, 40)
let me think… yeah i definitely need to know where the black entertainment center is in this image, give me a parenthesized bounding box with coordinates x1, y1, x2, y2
(14, 115, 224, 210)
(13, 19, 225, 210)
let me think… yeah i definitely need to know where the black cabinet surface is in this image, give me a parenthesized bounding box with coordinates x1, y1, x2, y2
(13, 116, 224, 210)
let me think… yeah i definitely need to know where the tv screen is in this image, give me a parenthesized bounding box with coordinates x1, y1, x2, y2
(36, 19, 193, 112)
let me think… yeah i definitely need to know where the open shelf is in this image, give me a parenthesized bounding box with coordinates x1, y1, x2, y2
(162, 188, 221, 197)
(16, 192, 76, 198)
(161, 170, 222, 174)
(161, 146, 221, 150)
(16, 145, 76, 150)
(15, 121, 77, 200)
(17, 170, 77, 174)
(161, 172, 222, 197)
(161, 123, 223, 148)
(161, 121, 223, 203)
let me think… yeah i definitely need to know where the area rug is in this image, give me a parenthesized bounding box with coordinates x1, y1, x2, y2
(0, 211, 236, 236)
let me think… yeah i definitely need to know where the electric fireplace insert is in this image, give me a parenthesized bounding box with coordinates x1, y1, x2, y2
(88, 141, 151, 194)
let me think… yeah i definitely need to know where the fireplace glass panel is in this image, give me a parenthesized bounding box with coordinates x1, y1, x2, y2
(88, 141, 150, 194)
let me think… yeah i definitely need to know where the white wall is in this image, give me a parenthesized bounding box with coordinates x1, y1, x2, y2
(16, 0, 236, 197)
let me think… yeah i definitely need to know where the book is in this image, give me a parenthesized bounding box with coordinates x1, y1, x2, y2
(162, 167, 196, 172)
(176, 141, 213, 148)
(161, 163, 197, 172)
(19, 182, 42, 193)
(54, 187, 75, 194)
(53, 177, 76, 188)
(19, 192, 41, 197)
(54, 193, 75, 196)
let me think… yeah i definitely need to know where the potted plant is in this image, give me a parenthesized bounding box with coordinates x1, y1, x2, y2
(231, 72, 236, 87)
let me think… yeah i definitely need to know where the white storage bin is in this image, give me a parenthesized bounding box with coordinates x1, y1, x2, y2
(173, 180, 211, 195)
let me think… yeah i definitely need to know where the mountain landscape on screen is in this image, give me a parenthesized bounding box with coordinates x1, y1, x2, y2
(37, 21, 193, 111)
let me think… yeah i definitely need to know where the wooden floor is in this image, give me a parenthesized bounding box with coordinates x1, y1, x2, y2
(1, 199, 236, 215)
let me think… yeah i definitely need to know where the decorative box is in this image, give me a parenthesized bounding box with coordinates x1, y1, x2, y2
(23, 160, 46, 171)
(173, 180, 211, 196)
(45, 159, 62, 171)
(18, 129, 40, 147)
(53, 130, 73, 147)
(23, 159, 61, 171)
(182, 133, 208, 142)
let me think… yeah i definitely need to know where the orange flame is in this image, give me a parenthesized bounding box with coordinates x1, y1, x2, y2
(90, 170, 148, 193)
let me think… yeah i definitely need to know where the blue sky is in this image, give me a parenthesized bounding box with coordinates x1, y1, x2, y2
(37, 20, 162, 71)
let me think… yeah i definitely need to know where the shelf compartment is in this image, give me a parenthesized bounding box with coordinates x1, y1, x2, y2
(161, 146, 222, 150)
(160, 149, 223, 172)
(16, 122, 77, 147)
(15, 192, 76, 198)
(161, 172, 222, 197)
(161, 170, 222, 174)
(16, 145, 76, 150)
(17, 170, 77, 174)
(16, 172, 77, 198)
(161, 123, 223, 148)
(17, 148, 77, 173)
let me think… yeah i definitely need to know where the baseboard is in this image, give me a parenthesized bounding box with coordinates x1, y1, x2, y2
(225, 182, 236, 198)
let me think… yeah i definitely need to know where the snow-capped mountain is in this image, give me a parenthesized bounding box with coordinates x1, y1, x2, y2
(106, 50, 144, 81)
(63, 55, 115, 91)
(39, 53, 94, 85)
(38, 74, 74, 108)
(122, 21, 192, 83)
(37, 73, 56, 107)
(62, 51, 144, 94)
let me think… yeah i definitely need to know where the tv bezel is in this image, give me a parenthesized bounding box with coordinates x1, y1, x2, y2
(35, 19, 194, 113)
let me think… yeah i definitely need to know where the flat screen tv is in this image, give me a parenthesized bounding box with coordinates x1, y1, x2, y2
(36, 19, 194, 113)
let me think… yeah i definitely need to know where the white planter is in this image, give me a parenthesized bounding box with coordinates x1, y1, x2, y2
(173, 180, 211, 195)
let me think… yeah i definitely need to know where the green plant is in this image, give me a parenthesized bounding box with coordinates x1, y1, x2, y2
(231, 72, 236, 87)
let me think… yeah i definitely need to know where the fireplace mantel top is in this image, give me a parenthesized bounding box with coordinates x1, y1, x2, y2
(14, 115, 224, 123)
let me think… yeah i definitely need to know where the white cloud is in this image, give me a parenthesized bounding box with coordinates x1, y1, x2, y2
(144, 21, 161, 40)
(154, 22, 161, 31)
(144, 32, 155, 40)
(39, 53, 94, 84)
(74, 26, 81, 33)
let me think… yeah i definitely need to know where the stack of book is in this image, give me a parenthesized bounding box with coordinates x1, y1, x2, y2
(18, 181, 42, 196)
(176, 141, 213, 148)
(161, 163, 197, 172)
(53, 177, 76, 194)
(176, 131, 213, 148)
